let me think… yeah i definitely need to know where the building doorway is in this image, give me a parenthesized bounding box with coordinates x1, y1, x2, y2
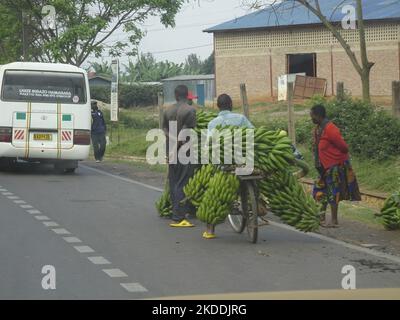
(287, 53, 317, 77)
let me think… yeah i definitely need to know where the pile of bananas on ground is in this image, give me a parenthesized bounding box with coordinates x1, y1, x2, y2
(196, 170, 240, 225)
(378, 191, 400, 230)
(156, 183, 173, 218)
(258, 170, 320, 232)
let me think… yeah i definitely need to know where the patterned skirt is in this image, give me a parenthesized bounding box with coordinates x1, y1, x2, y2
(313, 160, 362, 207)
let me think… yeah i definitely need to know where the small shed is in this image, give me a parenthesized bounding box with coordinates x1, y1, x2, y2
(161, 74, 215, 106)
(88, 75, 111, 89)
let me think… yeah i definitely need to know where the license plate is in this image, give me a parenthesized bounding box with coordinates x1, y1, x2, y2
(33, 133, 52, 141)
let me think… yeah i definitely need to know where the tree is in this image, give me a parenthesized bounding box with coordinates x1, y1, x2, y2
(88, 61, 112, 77)
(122, 53, 183, 83)
(0, 4, 22, 63)
(2, 0, 187, 66)
(184, 53, 203, 74)
(201, 51, 214, 74)
(243, 0, 374, 102)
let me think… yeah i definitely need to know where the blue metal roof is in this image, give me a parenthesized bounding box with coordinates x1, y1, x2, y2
(205, 0, 400, 32)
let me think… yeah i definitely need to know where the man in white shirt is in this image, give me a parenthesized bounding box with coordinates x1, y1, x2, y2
(207, 94, 253, 136)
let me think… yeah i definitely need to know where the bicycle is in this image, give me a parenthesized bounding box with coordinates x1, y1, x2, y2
(228, 159, 310, 244)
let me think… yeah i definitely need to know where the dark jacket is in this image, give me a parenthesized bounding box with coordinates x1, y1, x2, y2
(91, 110, 107, 135)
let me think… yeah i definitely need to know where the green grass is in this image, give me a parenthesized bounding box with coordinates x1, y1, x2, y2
(340, 202, 382, 228)
(106, 128, 152, 157)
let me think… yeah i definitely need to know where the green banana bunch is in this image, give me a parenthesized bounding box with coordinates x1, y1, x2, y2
(193, 110, 218, 163)
(184, 164, 218, 207)
(196, 171, 240, 225)
(207, 124, 295, 173)
(379, 191, 400, 230)
(259, 170, 320, 232)
(194, 110, 218, 132)
(156, 181, 173, 218)
(208, 124, 244, 165)
(254, 128, 295, 173)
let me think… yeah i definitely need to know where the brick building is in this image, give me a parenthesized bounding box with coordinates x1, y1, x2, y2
(205, 0, 400, 101)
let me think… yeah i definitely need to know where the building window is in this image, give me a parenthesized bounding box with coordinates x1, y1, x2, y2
(286, 53, 317, 77)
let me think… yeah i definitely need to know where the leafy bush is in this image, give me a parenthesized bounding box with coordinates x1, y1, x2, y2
(119, 83, 162, 108)
(90, 86, 111, 104)
(119, 112, 158, 130)
(90, 83, 162, 108)
(308, 97, 400, 160)
(295, 118, 313, 146)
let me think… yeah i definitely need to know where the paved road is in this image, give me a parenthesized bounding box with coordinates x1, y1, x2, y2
(1, 163, 400, 299)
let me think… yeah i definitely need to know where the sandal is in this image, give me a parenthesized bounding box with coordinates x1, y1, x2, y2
(202, 231, 216, 239)
(170, 219, 195, 228)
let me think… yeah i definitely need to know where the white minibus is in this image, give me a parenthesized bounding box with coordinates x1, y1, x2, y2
(0, 62, 91, 173)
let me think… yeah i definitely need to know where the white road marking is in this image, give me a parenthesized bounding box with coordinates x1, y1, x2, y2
(63, 237, 82, 243)
(52, 228, 71, 235)
(83, 165, 400, 266)
(88, 256, 111, 265)
(103, 269, 128, 278)
(120, 283, 148, 293)
(27, 209, 41, 214)
(74, 246, 95, 253)
(0, 183, 142, 294)
(81, 165, 163, 192)
(43, 222, 59, 227)
(20, 205, 33, 209)
(34, 215, 50, 221)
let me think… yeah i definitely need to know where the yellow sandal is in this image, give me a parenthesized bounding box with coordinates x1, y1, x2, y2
(202, 231, 216, 239)
(170, 219, 195, 228)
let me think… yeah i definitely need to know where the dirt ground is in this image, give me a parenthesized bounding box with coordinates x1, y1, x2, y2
(82, 159, 400, 257)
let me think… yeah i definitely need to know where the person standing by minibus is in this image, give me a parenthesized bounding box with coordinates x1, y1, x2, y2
(91, 100, 107, 163)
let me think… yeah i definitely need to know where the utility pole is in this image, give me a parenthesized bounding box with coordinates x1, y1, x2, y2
(287, 82, 296, 146)
(392, 81, 400, 118)
(240, 83, 250, 119)
(21, 10, 28, 61)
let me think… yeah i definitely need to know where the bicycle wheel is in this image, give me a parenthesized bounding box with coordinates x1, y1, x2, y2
(228, 189, 247, 233)
(245, 181, 258, 244)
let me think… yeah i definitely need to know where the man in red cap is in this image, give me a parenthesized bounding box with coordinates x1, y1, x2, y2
(187, 91, 198, 106)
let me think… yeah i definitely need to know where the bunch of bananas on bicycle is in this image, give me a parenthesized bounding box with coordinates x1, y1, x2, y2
(156, 111, 321, 233)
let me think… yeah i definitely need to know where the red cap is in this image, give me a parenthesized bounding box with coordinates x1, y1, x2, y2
(187, 91, 198, 100)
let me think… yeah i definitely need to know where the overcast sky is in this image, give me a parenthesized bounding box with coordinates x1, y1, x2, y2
(139, 0, 249, 63)
(87, 0, 250, 68)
